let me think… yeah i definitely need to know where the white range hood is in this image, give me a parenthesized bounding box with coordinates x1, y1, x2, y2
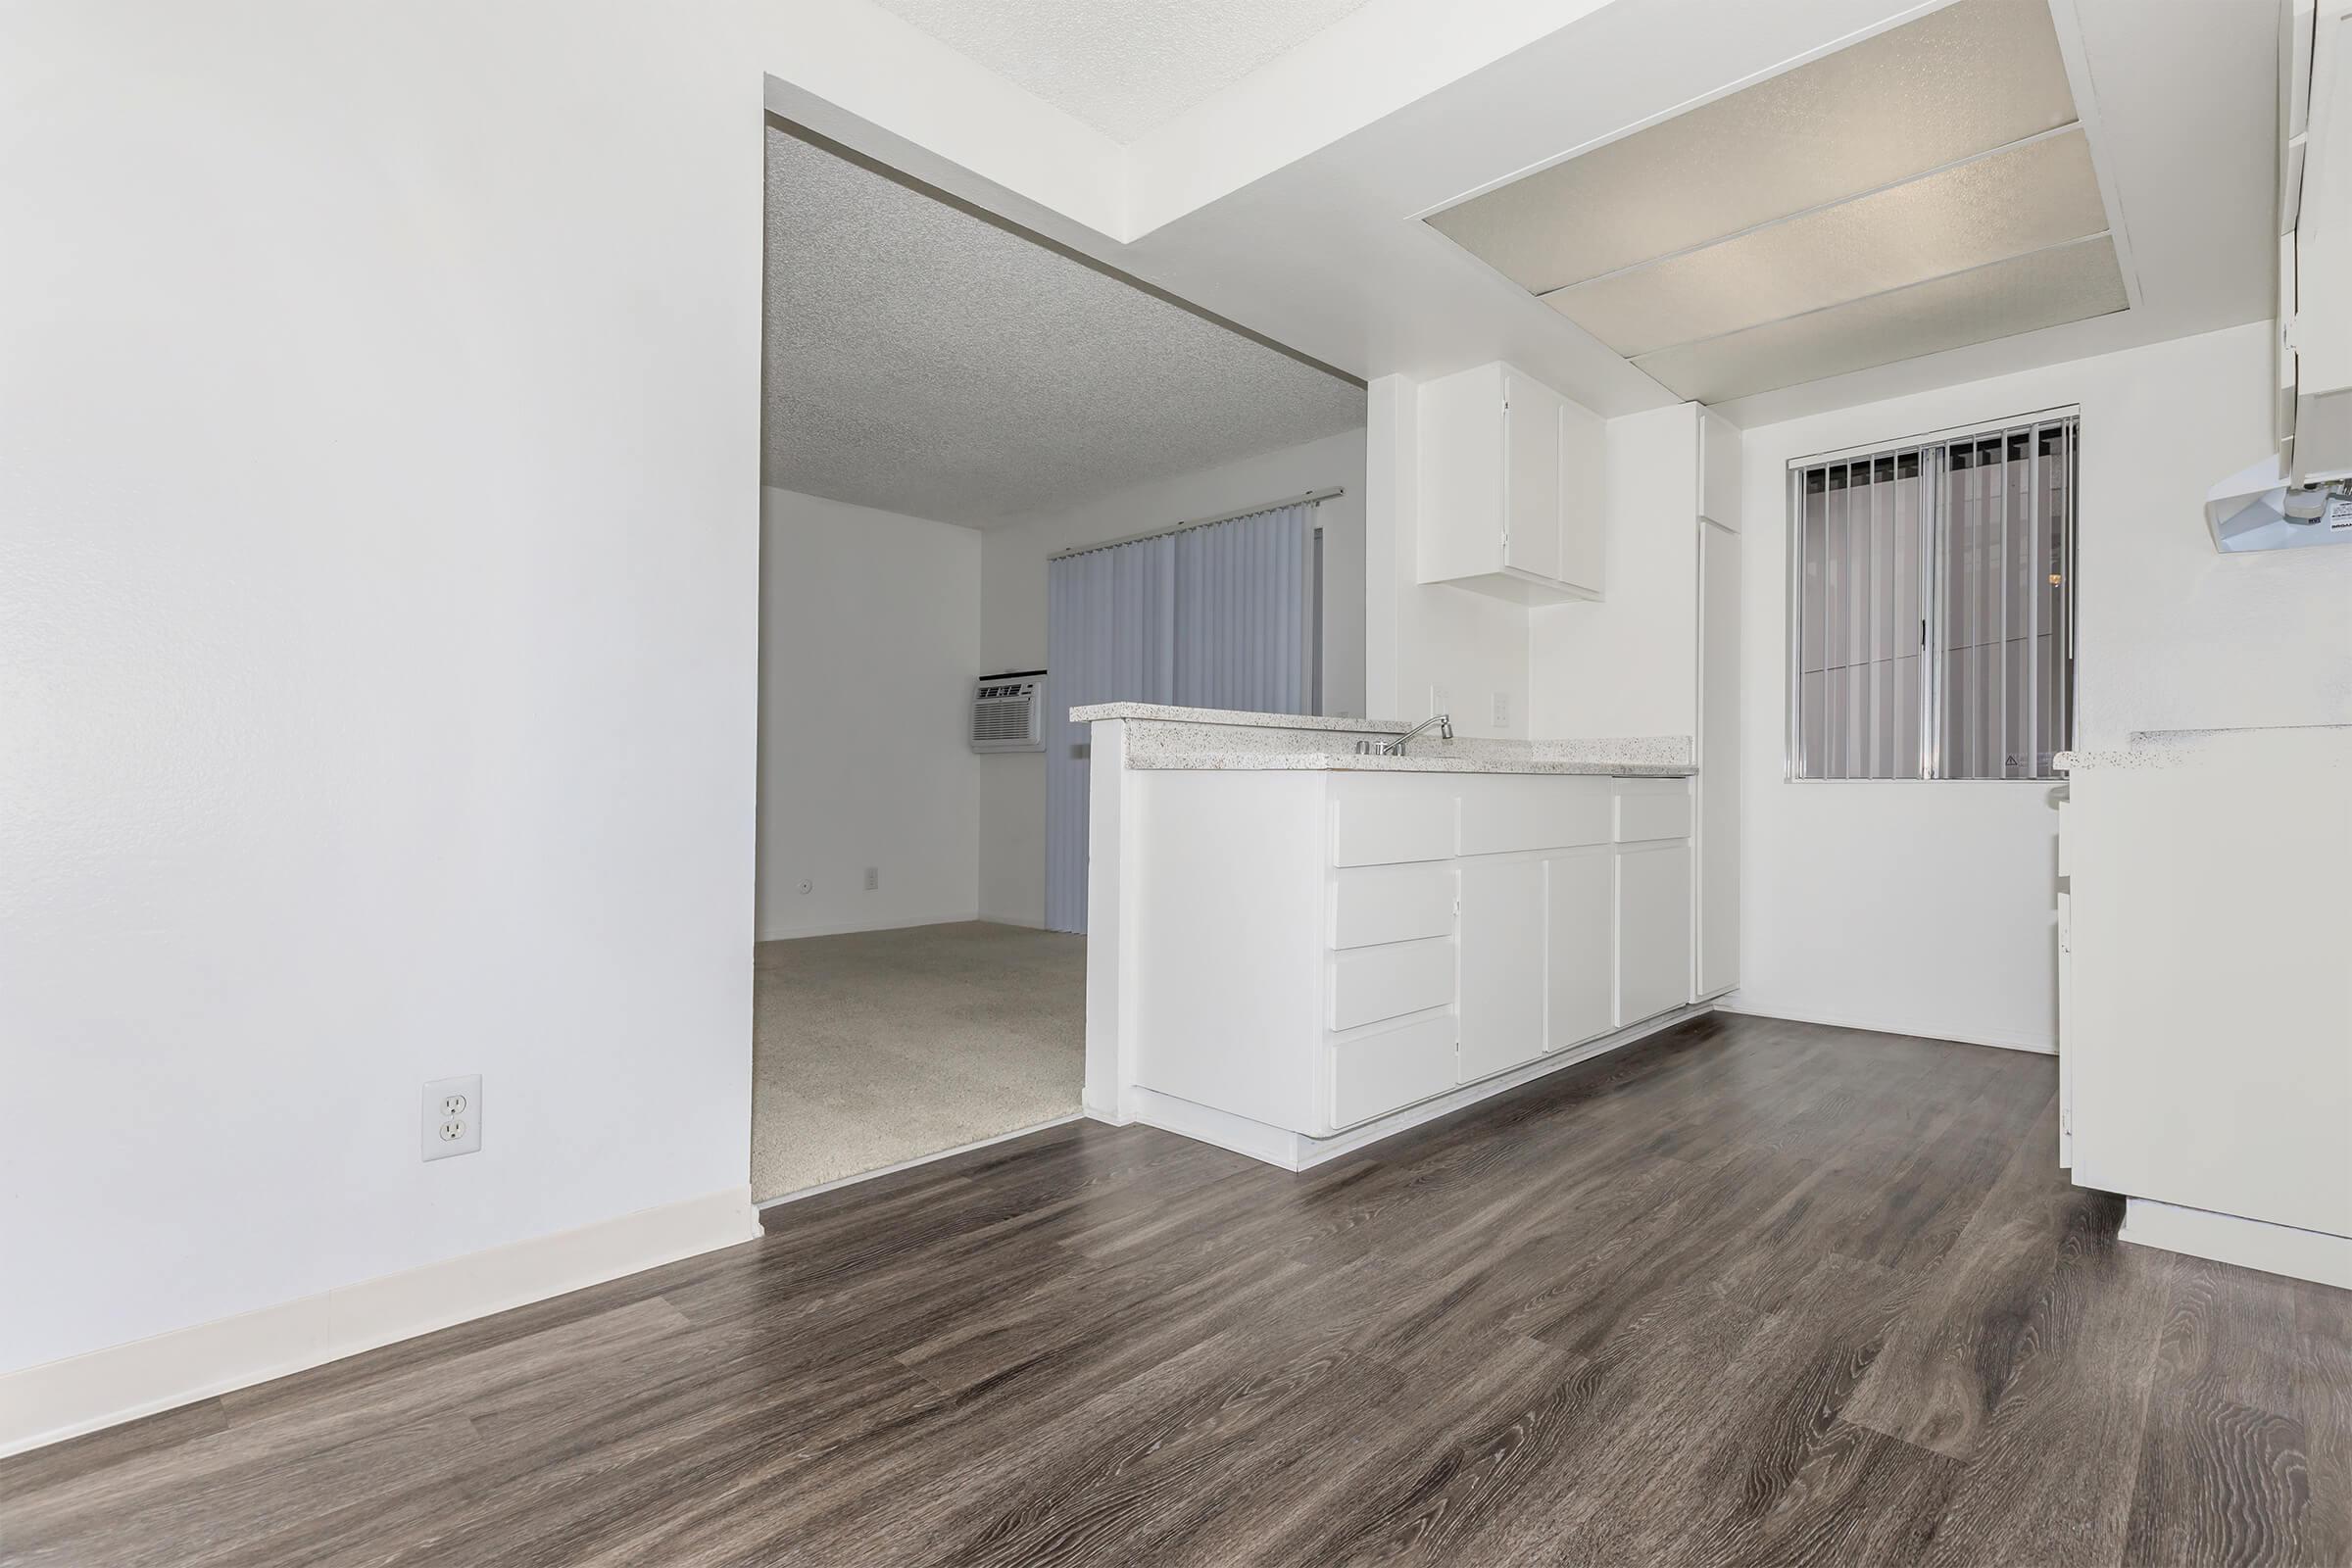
(2205, 3, 2352, 553)
(2276, 1, 2352, 485)
(2205, 453, 2352, 551)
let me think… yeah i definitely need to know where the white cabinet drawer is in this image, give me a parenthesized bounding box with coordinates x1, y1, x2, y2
(1329, 779, 1455, 867)
(1331, 864, 1456, 950)
(1456, 776, 1611, 857)
(1328, 1011, 1457, 1130)
(1329, 937, 1455, 1030)
(1614, 783, 1692, 843)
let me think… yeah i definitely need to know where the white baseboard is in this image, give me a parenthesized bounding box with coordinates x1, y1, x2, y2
(1131, 1004, 1717, 1172)
(1128, 1089, 1308, 1167)
(755, 1114, 1083, 1209)
(2121, 1198, 2352, 1289)
(757, 908, 981, 942)
(1714, 998, 2055, 1055)
(0, 1185, 760, 1460)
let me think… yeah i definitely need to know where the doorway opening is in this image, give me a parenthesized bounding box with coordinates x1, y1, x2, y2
(753, 117, 1365, 1204)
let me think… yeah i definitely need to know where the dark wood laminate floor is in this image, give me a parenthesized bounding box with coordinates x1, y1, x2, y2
(8, 1013, 2349, 1567)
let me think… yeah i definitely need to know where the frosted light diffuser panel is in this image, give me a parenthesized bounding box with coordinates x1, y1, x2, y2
(1543, 128, 2110, 358)
(1425, 0, 2081, 293)
(1631, 236, 2128, 404)
(1420, 0, 2132, 401)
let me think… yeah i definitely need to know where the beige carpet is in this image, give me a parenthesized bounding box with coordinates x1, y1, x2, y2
(752, 920, 1086, 1202)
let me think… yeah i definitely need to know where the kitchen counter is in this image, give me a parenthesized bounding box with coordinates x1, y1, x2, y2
(2056, 722, 2352, 771)
(1078, 709, 1706, 1170)
(1072, 704, 1693, 777)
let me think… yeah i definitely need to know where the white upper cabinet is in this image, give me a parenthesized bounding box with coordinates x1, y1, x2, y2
(1416, 362, 1604, 602)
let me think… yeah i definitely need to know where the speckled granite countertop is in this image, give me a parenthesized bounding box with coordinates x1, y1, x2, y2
(1070, 703, 1411, 733)
(1070, 704, 1695, 777)
(2056, 723, 2352, 772)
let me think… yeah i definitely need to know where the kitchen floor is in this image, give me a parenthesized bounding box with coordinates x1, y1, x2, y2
(12, 1013, 2347, 1566)
(752, 919, 1085, 1201)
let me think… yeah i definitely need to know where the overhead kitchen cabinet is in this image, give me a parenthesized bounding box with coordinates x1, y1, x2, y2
(1416, 361, 1605, 602)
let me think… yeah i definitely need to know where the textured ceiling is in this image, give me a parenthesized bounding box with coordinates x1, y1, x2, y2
(865, 0, 1374, 142)
(1423, 0, 2128, 403)
(762, 124, 1364, 527)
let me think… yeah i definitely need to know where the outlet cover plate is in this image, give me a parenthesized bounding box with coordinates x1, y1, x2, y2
(421, 1073, 483, 1161)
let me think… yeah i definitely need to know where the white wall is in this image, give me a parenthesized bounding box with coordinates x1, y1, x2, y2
(0, 2, 791, 1379)
(1531, 403, 1700, 740)
(1364, 374, 1533, 739)
(759, 489, 980, 940)
(1733, 321, 2351, 1052)
(977, 428, 1367, 926)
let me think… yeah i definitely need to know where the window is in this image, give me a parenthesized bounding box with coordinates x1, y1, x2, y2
(1790, 412, 2076, 780)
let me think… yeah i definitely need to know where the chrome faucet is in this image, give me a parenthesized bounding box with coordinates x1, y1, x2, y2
(1358, 713, 1452, 756)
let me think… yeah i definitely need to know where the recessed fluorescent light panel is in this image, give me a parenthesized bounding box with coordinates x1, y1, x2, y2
(1426, 0, 2130, 401)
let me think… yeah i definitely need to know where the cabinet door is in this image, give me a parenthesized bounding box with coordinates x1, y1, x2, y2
(1458, 858, 1545, 1081)
(1544, 848, 1613, 1052)
(1501, 374, 1564, 582)
(1556, 396, 1605, 595)
(1415, 364, 1508, 585)
(1616, 842, 1692, 1027)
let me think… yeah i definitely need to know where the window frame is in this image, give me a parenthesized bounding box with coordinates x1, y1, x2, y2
(1784, 406, 2080, 783)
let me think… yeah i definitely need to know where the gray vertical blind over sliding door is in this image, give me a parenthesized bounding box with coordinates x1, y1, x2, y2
(1044, 503, 1317, 933)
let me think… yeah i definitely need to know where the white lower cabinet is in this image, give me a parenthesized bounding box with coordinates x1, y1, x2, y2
(1128, 767, 1693, 1143)
(1544, 848, 1615, 1051)
(1457, 858, 1547, 1080)
(1615, 840, 1692, 1027)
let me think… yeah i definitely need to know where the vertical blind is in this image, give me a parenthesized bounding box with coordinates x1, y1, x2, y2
(1043, 502, 1319, 933)
(1791, 414, 2076, 781)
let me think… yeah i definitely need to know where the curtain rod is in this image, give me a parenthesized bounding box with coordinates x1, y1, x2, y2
(1048, 487, 1345, 562)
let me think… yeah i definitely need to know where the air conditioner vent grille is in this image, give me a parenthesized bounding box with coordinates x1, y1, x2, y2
(970, 673, 1047, 753)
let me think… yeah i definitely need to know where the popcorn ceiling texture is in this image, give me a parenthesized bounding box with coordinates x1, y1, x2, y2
(865, 0, 1374, 142)
(762, 125, 1365, 527)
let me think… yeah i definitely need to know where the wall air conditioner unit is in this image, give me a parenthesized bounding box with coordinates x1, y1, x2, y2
(969, 670, 1047, 753)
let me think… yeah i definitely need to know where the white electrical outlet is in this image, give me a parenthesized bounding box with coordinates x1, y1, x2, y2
(421, 1073, 483, 1161)
(1492, 691, 1511, 727)
(863, 866, 878, 892)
